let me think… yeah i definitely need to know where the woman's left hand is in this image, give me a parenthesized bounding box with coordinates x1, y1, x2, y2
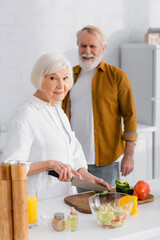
(77, 167, 111, 191)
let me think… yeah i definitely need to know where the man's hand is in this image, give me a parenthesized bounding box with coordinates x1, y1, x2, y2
(120, 141, 135, 176)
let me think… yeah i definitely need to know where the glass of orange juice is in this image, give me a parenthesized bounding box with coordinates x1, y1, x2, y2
(27, 189, 38, 228)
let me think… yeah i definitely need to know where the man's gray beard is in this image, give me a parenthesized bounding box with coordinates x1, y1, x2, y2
(79, 55, 101, 71)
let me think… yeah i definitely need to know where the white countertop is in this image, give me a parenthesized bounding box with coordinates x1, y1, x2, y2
(29, 178, 160, 240)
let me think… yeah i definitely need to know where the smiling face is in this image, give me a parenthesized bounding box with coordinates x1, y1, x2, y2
(78, 30, 106, 71)
(35, 67, 70, 106)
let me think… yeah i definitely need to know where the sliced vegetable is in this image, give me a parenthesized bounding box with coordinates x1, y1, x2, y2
(94, 190, 109, 196)
(97, 203, 128, 228)
(115, 179, 133, 195)
(133, 180, 150, 200)
(130, 196, 138, 215)
(118, 195, 133, 211)
(118, 195, 138, 215)
(115, 179, 129, 188)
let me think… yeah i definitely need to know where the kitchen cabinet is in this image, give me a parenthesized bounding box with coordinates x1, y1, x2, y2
(121, 124, 156, 186)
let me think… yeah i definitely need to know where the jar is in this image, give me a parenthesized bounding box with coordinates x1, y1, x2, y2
(52, 212, 66, 231)
(67, 207, 78, 232)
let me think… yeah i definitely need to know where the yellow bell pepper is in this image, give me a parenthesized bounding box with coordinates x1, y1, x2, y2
(130, 196, 137, 215)
(118, 195, 138, 215)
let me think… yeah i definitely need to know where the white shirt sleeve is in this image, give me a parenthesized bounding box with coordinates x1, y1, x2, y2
(2, 115, 34, 174)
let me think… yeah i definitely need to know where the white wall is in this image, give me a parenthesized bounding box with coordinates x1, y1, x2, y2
(0, 0, 160, 129)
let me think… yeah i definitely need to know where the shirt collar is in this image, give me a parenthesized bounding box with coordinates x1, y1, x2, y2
(26, 95, 52, 110)
(97, 59, 105, 72)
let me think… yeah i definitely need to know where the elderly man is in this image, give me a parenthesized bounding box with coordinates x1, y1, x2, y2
(62, 25, 137, 187)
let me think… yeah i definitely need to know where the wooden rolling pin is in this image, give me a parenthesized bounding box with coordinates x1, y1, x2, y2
(11, 163, 28, 240)
(0, 163, 14, 240)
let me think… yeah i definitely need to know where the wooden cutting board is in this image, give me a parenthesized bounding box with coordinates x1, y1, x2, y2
(64, 189, 154, 214)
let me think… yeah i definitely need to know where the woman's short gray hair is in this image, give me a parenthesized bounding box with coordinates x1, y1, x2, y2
(31, 53, 73, 91)
(76, 25, 106, 47)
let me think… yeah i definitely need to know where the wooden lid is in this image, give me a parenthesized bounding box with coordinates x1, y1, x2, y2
(11, 163, 27, 180)
(0, 163, 11, 180)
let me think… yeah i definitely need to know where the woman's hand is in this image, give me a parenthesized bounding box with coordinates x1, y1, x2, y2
(28, 160, 82, 182)
(50, 160, 83, 182)
(77, 167, 112, 191)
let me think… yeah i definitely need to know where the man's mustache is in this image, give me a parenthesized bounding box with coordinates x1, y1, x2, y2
(81, 53, 95, 59)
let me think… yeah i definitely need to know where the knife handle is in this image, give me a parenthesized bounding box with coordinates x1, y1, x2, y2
(48, 170, 59, 178)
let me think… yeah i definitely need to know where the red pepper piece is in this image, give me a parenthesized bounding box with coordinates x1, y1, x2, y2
(133, 180, 150, 200)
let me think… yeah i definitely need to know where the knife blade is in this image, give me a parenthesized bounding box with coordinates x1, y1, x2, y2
(48, 170, 107, 192)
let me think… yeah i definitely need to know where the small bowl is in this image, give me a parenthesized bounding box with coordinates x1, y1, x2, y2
(88, 192, 134, 229)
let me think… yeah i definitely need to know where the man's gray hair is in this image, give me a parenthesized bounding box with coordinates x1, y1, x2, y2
(31, 53, 73, 91)
(76, 25, 106, 47)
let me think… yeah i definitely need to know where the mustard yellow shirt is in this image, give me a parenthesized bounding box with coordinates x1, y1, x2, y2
(62, 60, 137, 166)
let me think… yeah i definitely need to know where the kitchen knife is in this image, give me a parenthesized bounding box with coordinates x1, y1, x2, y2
(48, 170, 108, 192)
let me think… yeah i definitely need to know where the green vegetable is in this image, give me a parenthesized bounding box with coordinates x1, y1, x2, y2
(93, 190, 109, 196)
(97, 211, 115, 223)
(115, 179, 133, 195)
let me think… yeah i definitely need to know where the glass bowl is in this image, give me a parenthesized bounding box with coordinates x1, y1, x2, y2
(88, 192, 134, 229)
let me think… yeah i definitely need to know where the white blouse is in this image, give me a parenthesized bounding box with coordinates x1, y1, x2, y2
(2, 96, 87, 199)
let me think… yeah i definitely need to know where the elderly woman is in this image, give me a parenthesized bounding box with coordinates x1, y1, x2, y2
(2, 53, 111, 199)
